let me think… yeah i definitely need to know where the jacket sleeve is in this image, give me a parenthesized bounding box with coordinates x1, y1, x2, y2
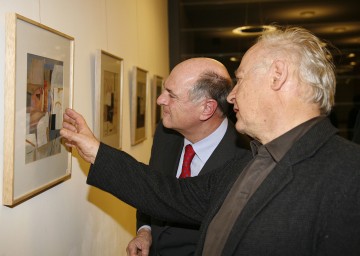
(136, 210, 151, 230)
(316, 170, 360, 255)
(87, 143, 212, 225)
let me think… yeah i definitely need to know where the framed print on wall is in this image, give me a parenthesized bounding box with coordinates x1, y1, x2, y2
(3, 13, 74, 206)
(94, 50, 123, 149)
(130, 66, 148, 145)
(151, 75, 163, 135)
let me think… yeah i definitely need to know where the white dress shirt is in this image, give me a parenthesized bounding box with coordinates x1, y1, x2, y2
(176, 118, 228, 177)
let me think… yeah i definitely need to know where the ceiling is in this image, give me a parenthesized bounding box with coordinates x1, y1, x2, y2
(173, 0, 360, 78)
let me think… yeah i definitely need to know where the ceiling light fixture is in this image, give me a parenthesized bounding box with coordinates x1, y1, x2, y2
(333, 27, 347, 33)
(232, 2, 276, 36)
(300, 11, 315, 18)
(232, 25, 277, 36)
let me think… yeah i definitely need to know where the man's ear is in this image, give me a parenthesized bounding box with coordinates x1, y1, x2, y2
(200, 99, 218, 121)
(270, 59, 287, 91)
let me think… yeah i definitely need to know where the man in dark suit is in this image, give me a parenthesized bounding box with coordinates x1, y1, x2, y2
(127, 58, 250, 256)
(61, 26, 360, 255)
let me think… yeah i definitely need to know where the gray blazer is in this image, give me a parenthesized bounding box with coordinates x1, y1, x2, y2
(88, 118, 360, 256)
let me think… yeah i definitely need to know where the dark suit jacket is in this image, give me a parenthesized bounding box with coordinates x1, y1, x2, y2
(87, 118, 360, 255)
(137, 120, 250, 255)
(352, 110, 360, 144)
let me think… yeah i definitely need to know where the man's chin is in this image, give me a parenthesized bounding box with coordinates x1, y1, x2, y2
(235, 122, 245, 133)
(162, 118, 172, 129)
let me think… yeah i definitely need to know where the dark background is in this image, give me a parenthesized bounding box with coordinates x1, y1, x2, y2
(168, 0, 360, 140)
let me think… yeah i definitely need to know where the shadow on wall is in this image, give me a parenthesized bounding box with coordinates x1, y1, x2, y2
(87, 187, 136, 236)
(74, 150, 137, 237)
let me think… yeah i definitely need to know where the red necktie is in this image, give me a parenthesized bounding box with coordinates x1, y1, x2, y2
(179, 144, 195, 178)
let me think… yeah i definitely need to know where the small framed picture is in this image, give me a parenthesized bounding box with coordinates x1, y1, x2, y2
(130, 66, 148, 145)
(3, 13, 74, 206)
(94, 50, 124, 149)
(151, 75, 163, 135)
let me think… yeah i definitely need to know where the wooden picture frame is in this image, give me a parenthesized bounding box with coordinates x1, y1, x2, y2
(3, 13, 74, 206)
(130, 66, 148, 145)
(151, 75, 163, 135)
(94, 50, 123, 149)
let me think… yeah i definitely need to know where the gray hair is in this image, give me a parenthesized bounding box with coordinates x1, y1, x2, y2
(258, 26, 336, 115)
(188, 71, 233, 116)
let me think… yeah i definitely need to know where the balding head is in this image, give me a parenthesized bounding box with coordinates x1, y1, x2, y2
(157, 57, 233, 141)
(169, 58, 233, 116)
(172, 57, 231, 85)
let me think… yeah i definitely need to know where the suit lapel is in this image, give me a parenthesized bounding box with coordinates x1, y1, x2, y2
(152, 122, 184, 176)
(222, 162, 294, 255)
(166, 137, 184, 176)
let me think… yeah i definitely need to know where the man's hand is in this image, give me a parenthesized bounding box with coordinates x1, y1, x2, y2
(60, 108, 100, 164)
(126, 228, 152, 256)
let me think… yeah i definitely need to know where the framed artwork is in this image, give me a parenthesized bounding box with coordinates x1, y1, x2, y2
(3, 13, 74, 206)
(130, 66, 148, 145)
(151, 75, 163, 135)
(94, 50, 123, 149)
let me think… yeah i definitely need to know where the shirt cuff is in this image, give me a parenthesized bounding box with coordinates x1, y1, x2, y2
(137, 225, 151, 234)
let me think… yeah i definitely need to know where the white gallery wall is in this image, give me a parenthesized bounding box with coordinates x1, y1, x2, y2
(0, 0, 169, 255)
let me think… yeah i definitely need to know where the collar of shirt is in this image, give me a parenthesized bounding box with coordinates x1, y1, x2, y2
(250, 116, 325, 162)
(177, 118, 228, 177)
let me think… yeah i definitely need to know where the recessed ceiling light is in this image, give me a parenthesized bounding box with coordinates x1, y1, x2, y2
(333, 27, 347, 33)
(300, 11, 315, 18)
(230, 57, 239, 62)
(348, 53, 356, 58)
(232, 25, 277, 36)
(350, 61, 357, 66)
